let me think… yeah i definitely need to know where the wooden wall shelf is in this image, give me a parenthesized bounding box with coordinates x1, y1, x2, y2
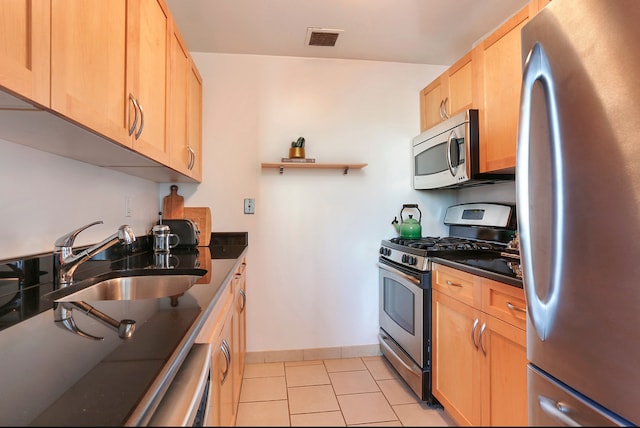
(261, 162, 368, 175)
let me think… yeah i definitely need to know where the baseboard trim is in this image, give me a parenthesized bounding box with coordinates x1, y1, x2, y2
(245, 343, 381, 364)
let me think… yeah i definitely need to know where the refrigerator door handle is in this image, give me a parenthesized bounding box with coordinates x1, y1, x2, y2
(517, 42, 564, 341)
(538, 396, 581, 427)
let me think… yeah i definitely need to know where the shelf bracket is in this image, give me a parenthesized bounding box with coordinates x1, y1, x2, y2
(343, 166, 350, 175)
(279, 166, 284, 174)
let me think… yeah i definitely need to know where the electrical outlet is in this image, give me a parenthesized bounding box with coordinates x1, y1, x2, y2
(244, 198, 255, 214)
(125, 196, 133, 217)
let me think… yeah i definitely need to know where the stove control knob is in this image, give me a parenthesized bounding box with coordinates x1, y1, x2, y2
(408, 256, 416, 266)
(379, 247, 384, 255)
(401, 254, 408, 263)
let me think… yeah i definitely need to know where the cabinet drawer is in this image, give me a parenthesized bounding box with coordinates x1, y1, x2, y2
(480, 278, 526, 330)
(432, 263, 479, 307)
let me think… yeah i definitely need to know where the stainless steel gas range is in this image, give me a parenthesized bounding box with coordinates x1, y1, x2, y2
(378, 203, 520, 404)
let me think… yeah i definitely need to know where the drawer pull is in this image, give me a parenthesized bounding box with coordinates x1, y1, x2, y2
(471, 318, 479, 349)
(507, 302, 527, 313)
(446, 280, 463, 287)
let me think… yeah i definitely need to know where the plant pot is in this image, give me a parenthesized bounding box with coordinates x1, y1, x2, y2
(289, 147, 305, 158)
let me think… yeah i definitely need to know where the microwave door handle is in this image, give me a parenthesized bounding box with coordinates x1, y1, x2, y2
(517, 42, 563, 341)
(446, 130, 457, 176)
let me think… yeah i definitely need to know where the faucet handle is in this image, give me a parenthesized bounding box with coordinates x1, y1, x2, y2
(54, 220, 104, 250)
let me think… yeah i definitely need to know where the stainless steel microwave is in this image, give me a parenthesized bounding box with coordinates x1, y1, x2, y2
(411, 109, 514, 189)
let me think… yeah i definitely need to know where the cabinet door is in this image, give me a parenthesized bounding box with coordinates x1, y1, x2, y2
(187, 62, 203, 181)
(479, 314, 528, 426)
(232, 260, 247, 407)
(432, 290, 482, 426)
(420, 75, 446, 132)
(0, 0, 50, 106)
(127, 0, 170, 163)
(50, 0, 131, 147)
(207, 308, 235, 427)
(447, 51, 474, 118)
(474, 4, 533, 172)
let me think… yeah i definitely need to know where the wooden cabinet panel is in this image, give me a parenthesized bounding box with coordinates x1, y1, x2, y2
(168, 21, 202, 181)
(420, 51, 474, 132)
(480, 313, 528, 426)
(432, 263, 527, 426)
(0, 0, 50, 106)
(208, 306, 235, 427)
(432, 289, 482, 426)
(232, 259, 247, 408)
(50, 0, 131, 148)
(432, 263, 480, 307)
(127, 0, 170, 164)
(474, 4, 534, 173)
(187, 62, 203, 181)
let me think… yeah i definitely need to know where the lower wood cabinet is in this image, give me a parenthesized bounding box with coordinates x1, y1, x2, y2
(195, 257, 247, 426)
(432, 263, 528, 426)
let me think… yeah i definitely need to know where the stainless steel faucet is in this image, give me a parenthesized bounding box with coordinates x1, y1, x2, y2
(54, 221, 136, 287)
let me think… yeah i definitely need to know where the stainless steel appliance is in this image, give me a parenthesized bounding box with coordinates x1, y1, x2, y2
(378, 203, 519, 404)
(411, 109, 514, 190)
(148, 344, 212, 426)
(517, 1, 640, 425)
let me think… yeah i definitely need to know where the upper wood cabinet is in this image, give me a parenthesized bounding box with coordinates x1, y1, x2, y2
(420, 51, 474, 132)
(0, 0, 50, 107)
(168, 25, 203, 181)
(50, 0, 132, 148)
(126, 0, 170, 164)
(51, 0, 170, 163)
(473, 2, 538, 173)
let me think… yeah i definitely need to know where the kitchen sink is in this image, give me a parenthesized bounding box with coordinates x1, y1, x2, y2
(54, 275, 202, 302)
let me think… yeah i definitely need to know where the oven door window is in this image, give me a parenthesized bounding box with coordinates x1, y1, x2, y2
(383, 277, 415, 335)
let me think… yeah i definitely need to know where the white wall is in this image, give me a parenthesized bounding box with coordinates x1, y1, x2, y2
(0, 139, 159, 260)
(176, 53, 458, 353)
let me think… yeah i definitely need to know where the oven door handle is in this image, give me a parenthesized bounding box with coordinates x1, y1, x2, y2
(377, 263, 420, 285)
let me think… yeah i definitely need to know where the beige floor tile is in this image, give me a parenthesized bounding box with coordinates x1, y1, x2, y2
(329, 370, 380, 395)
(362, 356, 400, 381)
(285, 363, 330, 387)
(290, 411, 346, 426)
(243, 362, 285, 378)
(337, 392, 398, 425)
(392, 403, 456, 427)
(377, 378, 420, 405)
(324, 357, 366, 372)
(288, 384, 340, 414)
(235, 400, 291, 426)
(285, 359, 324, 367)
(350, 421, 403, 427)
(239, 376, 287, 402)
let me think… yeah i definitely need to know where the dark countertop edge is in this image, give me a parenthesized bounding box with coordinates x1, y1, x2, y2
(125, 245, 248, 426)
(430, 256, 523, 289)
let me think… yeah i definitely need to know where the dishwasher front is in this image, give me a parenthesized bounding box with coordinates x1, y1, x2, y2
(148, 343, 212, 427)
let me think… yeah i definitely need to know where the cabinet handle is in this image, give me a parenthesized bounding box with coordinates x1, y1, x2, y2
(187, 145, 195, 170)
(239, 288, 246, 312)
(471, 318, 479, 349)
(220, 338, 231, 384)
(479, 322, 487, 355)
(506, 302, 527, 313)
(128, 94, 139, 136)
(446, 279, 462, 287)
(442, 97, 449, 119)
(439, 99, 446, 121)
(135, 100, 145, 140)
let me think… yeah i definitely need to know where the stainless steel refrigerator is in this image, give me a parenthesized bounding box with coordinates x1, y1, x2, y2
(517, 0, 640, 425)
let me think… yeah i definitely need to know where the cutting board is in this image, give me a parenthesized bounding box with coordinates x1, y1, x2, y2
(184, 207, 211, 246)
(163, 185, 184, 219)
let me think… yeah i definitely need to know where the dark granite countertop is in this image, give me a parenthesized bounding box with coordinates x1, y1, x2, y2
(431, 252, 523, 288)
(0, 232, 248, 426)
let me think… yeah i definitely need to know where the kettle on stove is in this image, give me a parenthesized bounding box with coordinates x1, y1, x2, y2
(391, 204, 422, 239)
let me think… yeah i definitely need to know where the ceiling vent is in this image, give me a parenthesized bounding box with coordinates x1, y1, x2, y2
(305, 27, 343, 47)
